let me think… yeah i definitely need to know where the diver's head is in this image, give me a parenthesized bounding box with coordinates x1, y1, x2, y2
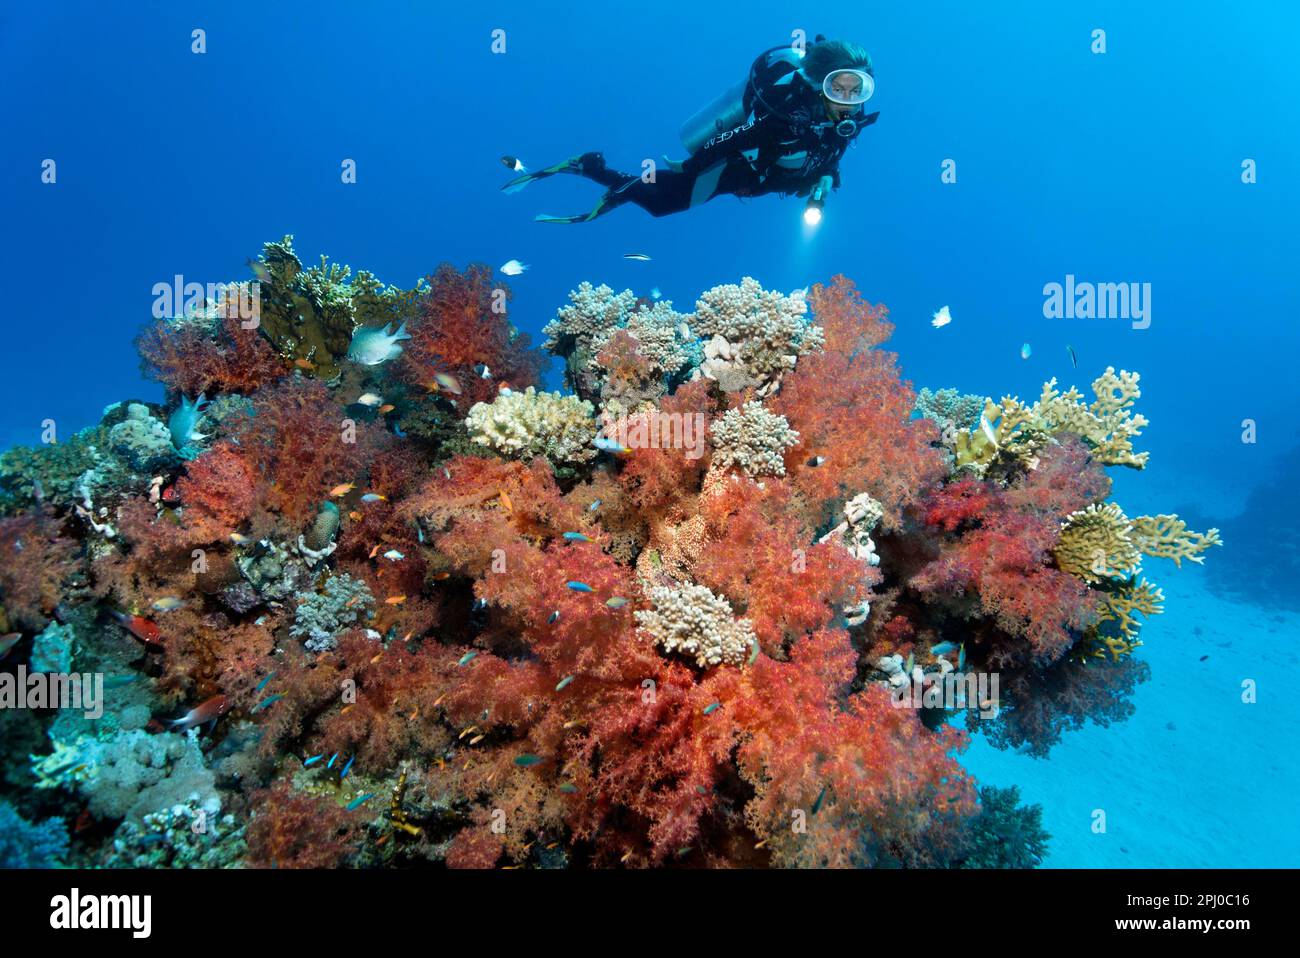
(802, 39, 874, 120)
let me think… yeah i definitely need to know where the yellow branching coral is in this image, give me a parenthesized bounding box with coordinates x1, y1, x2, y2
(1054, 502, 1143, 584)
(1089, 578, 1165, 659)
(956, 367, 1150, 474)
(1130, 514, 1223, 567)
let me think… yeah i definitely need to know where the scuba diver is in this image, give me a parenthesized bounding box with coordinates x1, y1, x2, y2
(502, 37, 877, 224)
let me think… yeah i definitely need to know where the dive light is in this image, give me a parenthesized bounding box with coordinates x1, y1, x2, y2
(804, 175, 833, 226)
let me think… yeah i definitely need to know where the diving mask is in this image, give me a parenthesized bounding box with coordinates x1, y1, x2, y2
(821, 68, 874, 106)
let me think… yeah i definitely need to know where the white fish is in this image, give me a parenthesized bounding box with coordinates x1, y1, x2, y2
(651, 287, 662, 300)
(347, 321, 411, 366)
(356, 393, 383, 407)
(931, 305, 952, 328)
(623, 253, 651, 262)
(1020, 343, 1032, 360)
(474, 364, 491, 379)
(383, 550, 405, 561)
(500, 260, 529, 276)
(979, 413, 998, 447)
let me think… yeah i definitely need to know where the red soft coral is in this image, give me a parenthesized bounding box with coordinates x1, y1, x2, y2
(137, 310, 288, 396)
(396, 263, 544, 408)
(0, 512, 80, 630)
(771, 277, 945, 531)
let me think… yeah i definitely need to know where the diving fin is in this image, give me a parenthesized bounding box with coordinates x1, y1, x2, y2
(501, 154, 587, 194)
(534, 190, 622, 224)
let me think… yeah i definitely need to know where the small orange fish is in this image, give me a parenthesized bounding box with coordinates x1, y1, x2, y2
(499, 489, 514, 514)
(377, 404, 395, 414)
(408, 707, 418, 720)
(621, 850, 634, 864)
(368, 545, 381, 559)
(434, 758, 445, 769)
(546, 842, 559, 850)
(432, 693, 447, 708)
(469, 734, 484, 745)
(345, 596, 361, 608)
(376, 834, 390, 847)
(294, 358, 316, 371)
(340, 704, 354, 715)
(432, 571, 450, 581)
(329, 482, 355, 497)
(458, 726, 478, 740)
(754, 839, 768, 850)
(370, 652, 384, 664)
(385, 595, 407, 605)
(348, 511, 363, 521)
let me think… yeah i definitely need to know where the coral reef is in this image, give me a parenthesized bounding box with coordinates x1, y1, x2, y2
(0, 800, 69, 868)
(0, 242, 1224, 871)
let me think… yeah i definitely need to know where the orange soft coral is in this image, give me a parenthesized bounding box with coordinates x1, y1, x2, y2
(771, 277, 945, 531)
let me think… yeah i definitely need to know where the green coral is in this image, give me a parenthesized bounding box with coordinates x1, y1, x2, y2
(252, 235, 423, 380)
(958, 785, 1050, 868)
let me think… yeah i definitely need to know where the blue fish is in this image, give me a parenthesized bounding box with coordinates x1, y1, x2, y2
(957, 643, 967, 671)
(458, 651, 478, 666)
(931, 641, 958, 656)
(340, 755, 355, 779)
(514, 753, 544, 767)
(563, 532, 591, 543)
(811, 784, 829, 816)
(703, 702, 721, 715)
(251, 693, 283, 713)
(588, 500, 601, 511)
(558, 782, 578, 794)
(1020, 343, 1032, 360)
(555, 675, 574, 691)
(254, 671, 276, 694)
(327, 752, 339, 769)
(347, 793, 376, 811)
(566, 581, 593, 593)
(304, 754, 324, 767)
(548, 610, 560, 624)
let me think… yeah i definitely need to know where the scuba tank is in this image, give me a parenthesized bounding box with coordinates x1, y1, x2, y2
(678, 45, 806, 154)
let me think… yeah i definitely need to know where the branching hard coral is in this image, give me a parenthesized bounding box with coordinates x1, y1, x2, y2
(959, 368, 1150, 475)
(1090, 577, 1165, 659)
(709, 400, 799, 477)
(634, 582, 756, 668)
(692, 277, 823, 395)
(1129, 514, 1223, 567)
(290, 573, 375, 652)
(1054, 502, 1143, 584)
(465, 387, 597, 465)
(33, 727, 218, 822)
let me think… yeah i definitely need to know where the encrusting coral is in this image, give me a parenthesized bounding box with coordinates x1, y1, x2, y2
(0, 242, 1226, 870)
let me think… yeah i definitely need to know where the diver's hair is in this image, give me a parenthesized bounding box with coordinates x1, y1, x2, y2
(802, 39, 873, 84)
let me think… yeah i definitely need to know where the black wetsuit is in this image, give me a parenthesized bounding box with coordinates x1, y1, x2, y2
(583, 50, 877, 218)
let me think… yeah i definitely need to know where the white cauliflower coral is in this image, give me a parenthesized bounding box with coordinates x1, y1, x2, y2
(635, 583, 756, 668)
(710, 400, 800, 477)
(691, 277, 823, 394)
(465, 386, 598, 464)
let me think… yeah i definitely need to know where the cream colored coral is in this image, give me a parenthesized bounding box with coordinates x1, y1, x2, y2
(635, 583, 756, 668)
(691, 278, 823, 392)
(1130, 514, 1222, 567)
(710, 401, 799, 477)
(544, 282, 639, 351)
(1093, 578, 1165, 659)
(465, 386, 597, 464)
(1055, 502, 1143, 584)
(590, 300, 691, 379)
